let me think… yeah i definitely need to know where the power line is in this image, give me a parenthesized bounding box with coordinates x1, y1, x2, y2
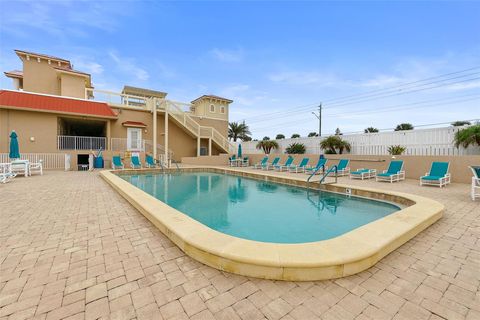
(237, 67, 480, 123)
(245, 75, 480, 125)
(250, 95, 480, 132)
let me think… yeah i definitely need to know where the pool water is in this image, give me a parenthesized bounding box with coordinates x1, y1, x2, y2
(119, 172, 400, 243)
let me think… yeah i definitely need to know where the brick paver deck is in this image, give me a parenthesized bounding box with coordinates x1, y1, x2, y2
(1, 170, 479, 319)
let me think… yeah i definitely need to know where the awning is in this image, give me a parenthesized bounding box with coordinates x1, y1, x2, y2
(122, 121, 147, 128)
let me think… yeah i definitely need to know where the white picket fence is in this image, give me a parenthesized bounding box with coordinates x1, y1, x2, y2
(0, 153, 68, 170)
(237, 125, 479, 156)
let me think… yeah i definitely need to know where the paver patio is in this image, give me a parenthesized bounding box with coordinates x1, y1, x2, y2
(0, 170, 479, 320)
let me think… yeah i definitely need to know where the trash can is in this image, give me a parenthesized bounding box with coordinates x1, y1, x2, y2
(94, 156, 104, 168)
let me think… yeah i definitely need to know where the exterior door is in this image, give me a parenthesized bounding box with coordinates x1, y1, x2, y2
(127, 128, 142, 151)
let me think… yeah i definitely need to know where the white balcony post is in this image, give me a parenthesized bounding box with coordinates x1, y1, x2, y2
(152, 98, 157, 160)
(208, 138, 212, 156)
(165, 103, 169, 166)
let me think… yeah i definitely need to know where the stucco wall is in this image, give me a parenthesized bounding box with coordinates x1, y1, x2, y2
(60, 74, 87, 99)
(181, 153, 480, 184)
(23, 59, 61, 95)
(190, 116, 228, 137)
(192, 100, 229, 121)
(0, 109, 58, 153)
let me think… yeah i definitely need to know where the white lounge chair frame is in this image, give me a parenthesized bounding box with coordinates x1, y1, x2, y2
(470, 166, 480, 200)
(350, 168, 376, 180)
(336, 167, 350, 177)
(11, 160, 30, 177)
(29, 160, 43, 175)
(419, 164, 451, 188)
(0, 163, 17, 184)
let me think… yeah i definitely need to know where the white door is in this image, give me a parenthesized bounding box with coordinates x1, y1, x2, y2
(127, 128, 142, 151)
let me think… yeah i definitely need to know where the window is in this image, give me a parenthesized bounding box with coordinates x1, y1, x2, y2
(220, 106, 225, 114)
(210, 104, 215, 113)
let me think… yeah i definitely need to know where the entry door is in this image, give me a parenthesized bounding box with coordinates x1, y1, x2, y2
(127, 128, 142, 151)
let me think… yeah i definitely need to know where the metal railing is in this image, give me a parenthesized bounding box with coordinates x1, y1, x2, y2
(57, 135, 107, 150)
(85, 88, 148, 109)
(0, 153, 67, 170)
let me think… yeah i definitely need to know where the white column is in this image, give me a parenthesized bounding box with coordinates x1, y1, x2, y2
(152, 98, 157, 160)
(165, 101, 169, 166)
(197, 138, 201, 157)
(208, 138, 212, 156)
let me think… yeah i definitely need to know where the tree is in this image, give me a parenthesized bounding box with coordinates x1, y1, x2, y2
(262, 136, 270, 141)
(335, 128, 342, 135)
(451, 121, 471, 127)
(319, 136, 351, 154)
(285, 142, 306, 154)
(275, 134, 285, 140)
(228, 121, 251, 142)
(241, 135, 252, 142)
(387, 145, 406, 155)
(308, 132, 318, 137)
(256, 140, 279, 154)
(364, 127, 379, 133)
(454, 124, 480, 148)
(395, 123, 414, 131)
(291, 133, 300, 138)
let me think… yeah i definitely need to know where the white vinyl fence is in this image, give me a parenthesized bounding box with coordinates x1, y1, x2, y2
(0, 153, 68, 170)
(238, 125, 479, 156)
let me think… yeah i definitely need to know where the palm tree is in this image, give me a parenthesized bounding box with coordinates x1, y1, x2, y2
(256, 140, 279, 154)
(454, 124, 480, 148)
(320, 136, 351, 154)
(364, 127, 379, 133)
(228, 121, 251, 142)
(285, 142, 306, 154)
(395, 123, 414, 131)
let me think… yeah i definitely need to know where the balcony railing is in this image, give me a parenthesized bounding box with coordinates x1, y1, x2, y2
(57, 135, 107, 150)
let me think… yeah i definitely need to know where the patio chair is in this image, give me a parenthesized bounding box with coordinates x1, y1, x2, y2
(229, 155, 237, 167)
(241, 156, 249, 167)
(469, 166, 480, 200)
(376, 160, 405, 183)
(274, 156, 294, 171)
(130, 156, 142, 169)
(145, 155, 157, 168)
(288, 158, 309, 173)
(262, 157, 280, 170)
(329, 159, 350, 176)
(253, 156, 268, 169)
(29, 160, 43, 176)
(305, 158, 328, 175)
(350, 168, 377, 180)
(112, 156, 124, 169)
(0, 163, 16, 184)
(420, 161, 451, 188)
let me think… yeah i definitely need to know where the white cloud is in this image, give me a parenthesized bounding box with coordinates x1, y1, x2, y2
(108, 51, 149, 82)
(210, 48, 244, 62)
(268, 71, 349, 87)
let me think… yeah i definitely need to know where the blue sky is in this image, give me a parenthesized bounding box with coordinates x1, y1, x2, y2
(1, 1, 479, 138)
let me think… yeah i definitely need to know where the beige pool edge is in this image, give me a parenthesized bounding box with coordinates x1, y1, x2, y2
(100, 168, 444, 281)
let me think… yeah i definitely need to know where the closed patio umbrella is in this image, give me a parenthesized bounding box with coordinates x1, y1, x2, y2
(9, 130, 20, 159)
(237, 144, 242, 158)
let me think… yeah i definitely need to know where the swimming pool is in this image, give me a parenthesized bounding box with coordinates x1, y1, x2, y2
(119, 172, 400, 243)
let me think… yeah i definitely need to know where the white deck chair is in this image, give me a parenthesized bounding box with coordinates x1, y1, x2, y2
(0, 163, 17, 183)
(29, 160, 43, 175)
(11, 160, 29, 177)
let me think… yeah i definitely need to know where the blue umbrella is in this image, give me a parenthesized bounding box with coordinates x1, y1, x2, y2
(9, 130, 20, 159)
(237, 144, 242, 158)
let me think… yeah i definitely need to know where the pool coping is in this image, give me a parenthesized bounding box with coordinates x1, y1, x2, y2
(100, 167, 444, 281)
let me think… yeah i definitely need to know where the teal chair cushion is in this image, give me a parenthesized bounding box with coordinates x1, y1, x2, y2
(421, 175, 443, 181)
(429, 162, 449, 177)
(377, 172, 394, 177)
(387, 160, 403, 174)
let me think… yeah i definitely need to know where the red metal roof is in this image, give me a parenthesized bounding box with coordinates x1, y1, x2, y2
(0, 90, 117, 118)
(122, 121, 147, 127)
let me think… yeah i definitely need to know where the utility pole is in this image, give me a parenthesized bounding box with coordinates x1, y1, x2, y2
(311, 103, 322, 136)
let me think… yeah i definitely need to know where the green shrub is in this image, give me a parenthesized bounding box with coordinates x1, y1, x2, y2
(285, 142, 306, 154)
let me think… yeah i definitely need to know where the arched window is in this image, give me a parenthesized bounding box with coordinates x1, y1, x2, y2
(210, 104, 215, 113)
(220, 106, 225, 114)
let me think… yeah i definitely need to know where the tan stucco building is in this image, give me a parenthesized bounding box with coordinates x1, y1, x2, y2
(1, 50, 233, 169)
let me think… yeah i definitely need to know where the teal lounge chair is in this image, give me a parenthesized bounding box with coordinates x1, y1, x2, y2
(229, 155, 237, 167)
(288, 158, 309, 173)
(263, 157, 280, 170)
(241, 156, 249, 167)
(305, 158, 328, 174)
(145, 155, 157, 168)
(376, 160, 405, 183)
(470, 166, 480, 200)
(253, 156, 268, 169)
(274, 156, 294, 171)
(112, 156, 124, 169)
(350, 168, 376, 180)
(420, 162, 450, 188)
(130, 155, 142, 169)
(328, 159, 350, 176)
